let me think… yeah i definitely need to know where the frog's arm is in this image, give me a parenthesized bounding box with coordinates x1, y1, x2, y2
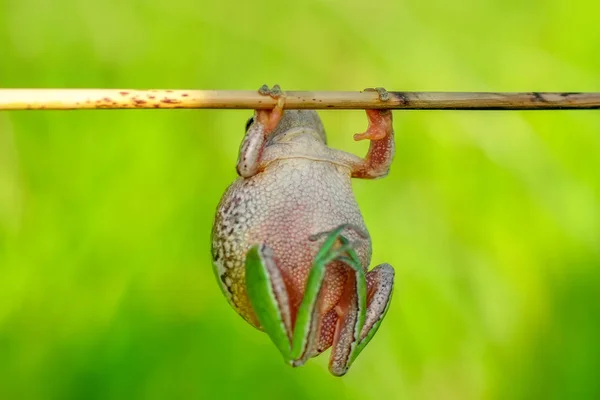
(350, 109, 395, 179)
(236, 86, 285, 178)
(323, 109, 395, 179)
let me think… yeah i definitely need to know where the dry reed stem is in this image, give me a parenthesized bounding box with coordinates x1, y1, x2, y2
(0, 89, 599, 111)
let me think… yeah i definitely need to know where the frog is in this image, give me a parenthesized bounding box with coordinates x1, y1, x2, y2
(211, 85, 395, 376)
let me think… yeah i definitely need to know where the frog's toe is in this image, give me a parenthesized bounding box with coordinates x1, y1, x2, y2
(258, 84, 271, 96)
(270, 84, 283, 98)
(257, 84, 284, 99)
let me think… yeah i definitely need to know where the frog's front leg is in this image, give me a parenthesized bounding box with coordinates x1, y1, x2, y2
(244, 225, 359, 367)
(236, 84, 285, 178)
(350, 90, 395, 179)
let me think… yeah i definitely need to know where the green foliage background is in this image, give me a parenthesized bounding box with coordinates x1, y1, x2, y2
(1, 1, 599, 399)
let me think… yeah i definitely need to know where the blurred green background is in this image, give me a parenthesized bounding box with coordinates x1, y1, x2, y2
(1, 0, 599, 399)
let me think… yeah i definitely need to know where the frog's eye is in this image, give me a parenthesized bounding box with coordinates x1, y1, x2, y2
(245, 117, 254, 132)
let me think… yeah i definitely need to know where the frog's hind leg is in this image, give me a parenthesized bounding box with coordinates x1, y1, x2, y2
(356, 263, 395, 357)
(309, 270, 391, 366)
(327, 252, 394, 376)
(245, 244, 295, 361)
(246, 225, 376, 375)
(288, 225, 361, 367)
(245, 226, 357, 368)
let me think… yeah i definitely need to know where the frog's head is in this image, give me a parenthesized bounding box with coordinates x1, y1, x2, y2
(246, 110, 328, 145)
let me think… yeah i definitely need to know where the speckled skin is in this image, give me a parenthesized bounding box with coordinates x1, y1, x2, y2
(211, 102, 395, 360)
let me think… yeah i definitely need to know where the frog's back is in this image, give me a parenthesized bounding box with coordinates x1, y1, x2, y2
(212, 158, 371, 327)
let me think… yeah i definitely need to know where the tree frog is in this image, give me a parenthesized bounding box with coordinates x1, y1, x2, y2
(211, 85, 395, 376)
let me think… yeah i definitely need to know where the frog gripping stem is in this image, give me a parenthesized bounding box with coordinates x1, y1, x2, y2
(212, 85, 396, 376)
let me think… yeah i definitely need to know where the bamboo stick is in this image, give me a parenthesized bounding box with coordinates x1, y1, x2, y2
(0, 89, 599, 111)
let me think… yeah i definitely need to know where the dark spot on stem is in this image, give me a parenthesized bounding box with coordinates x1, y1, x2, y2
(532, 92, 546, 102)
(390, 92, 410, 105)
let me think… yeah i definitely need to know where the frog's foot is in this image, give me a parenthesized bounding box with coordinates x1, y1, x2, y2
(353, 108, 393, 141)
(257, 84, 286, 132)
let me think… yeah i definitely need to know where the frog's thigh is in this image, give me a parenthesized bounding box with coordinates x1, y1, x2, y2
(245, 244, 294, 359)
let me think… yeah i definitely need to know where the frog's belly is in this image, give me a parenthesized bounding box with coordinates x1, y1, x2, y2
(212, 161, 371, 327)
